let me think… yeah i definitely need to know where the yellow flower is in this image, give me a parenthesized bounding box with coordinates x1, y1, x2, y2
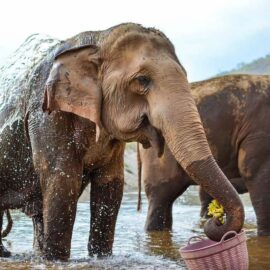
(208, 199, 225, 224)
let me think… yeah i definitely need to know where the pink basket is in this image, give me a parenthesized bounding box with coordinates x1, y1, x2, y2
(179, 230, 248, 270)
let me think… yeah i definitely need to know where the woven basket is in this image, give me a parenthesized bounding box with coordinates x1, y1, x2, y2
(179, 230, 248, 270)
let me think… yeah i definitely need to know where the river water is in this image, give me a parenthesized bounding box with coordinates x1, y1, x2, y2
(0, 189, 269, 269)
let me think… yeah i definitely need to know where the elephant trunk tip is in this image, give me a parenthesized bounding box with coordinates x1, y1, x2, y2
(204, 203, 245, 242)
(183, 156, 245, 242)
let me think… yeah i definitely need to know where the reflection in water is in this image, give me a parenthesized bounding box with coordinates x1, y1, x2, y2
(0, 191, 268, 269)
(248, 237, 270, 270)
(145, 231, 180, 261)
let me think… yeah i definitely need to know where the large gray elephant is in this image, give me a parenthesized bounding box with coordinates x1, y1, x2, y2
(138, 74, 270, 234)
(0, 23, 244, 260)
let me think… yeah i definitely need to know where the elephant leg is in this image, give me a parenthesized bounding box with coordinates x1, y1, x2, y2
(0, 210, 11, 257)
(145, 177, 190, 231)
(238, 137, 270, 235)
(21, 200, 44, 254)
(88, 163, 124, 257)
(32, 214, 44, 254)
(41, 162, 83, 260)
(245, 163, 270, 235)
(79, 171, 91, 198)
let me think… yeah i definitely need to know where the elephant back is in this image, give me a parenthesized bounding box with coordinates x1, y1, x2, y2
(0, 34, 60, 131)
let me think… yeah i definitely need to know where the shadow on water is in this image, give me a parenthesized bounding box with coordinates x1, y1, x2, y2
(0, 188, 270, 269)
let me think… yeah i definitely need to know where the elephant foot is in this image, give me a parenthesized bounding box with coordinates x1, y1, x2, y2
(0, 244, 11, 257)
(42, 252, 69, 261)
(42, 242, 69, 261)
(42, 249, 69, 261)
(88, 247, 112, 258)
(145, 205, 173, 232)
(33, 245, 42, 256)
(32, 214, 44, 256)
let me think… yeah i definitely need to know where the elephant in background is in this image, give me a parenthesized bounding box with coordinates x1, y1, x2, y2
(138, 74, 270, 235)
(0, 23, 244, 260)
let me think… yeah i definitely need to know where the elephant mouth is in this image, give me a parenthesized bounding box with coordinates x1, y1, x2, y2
(124, 126, 164, 157)
(138, 126, 165, 157)
(138, 137, 151, 149)
(121, 115, 165, 157)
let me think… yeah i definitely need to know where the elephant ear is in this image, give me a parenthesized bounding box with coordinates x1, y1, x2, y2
(43, 44, 102, 142)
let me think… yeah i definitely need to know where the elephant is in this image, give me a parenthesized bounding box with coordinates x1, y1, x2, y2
(138, 74, 270, 235)
(0, 23, 244, 261)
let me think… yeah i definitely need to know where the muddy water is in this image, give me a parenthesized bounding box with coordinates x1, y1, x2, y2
(0, 189, 269, 269)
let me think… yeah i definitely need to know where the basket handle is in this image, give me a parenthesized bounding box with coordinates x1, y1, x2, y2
(188, 236, 204, 245)
(220, 231, 237, 243)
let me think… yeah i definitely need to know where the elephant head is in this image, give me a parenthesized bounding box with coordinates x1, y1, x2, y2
(43, 24, 244, 241)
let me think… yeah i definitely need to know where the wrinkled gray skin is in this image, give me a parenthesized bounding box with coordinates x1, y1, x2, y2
(0, 23, 244, 260)
(139, 74, 270, 234)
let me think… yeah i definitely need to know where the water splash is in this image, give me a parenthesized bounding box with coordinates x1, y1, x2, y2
(0, 34, 60, 133)
(0, 192, 260, 270)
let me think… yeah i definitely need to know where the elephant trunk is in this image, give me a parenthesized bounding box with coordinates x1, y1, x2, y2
(185, 156, 244, 241)
(153, 80, 244, 241)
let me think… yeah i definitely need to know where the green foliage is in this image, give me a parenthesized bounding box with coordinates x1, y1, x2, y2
(218, 54, 270, 76)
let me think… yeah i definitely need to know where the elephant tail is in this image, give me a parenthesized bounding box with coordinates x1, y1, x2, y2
(1, 210, 13, 238)
(137, 143, 142, 211)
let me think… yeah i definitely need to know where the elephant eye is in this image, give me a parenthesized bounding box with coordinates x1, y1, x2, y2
(136, 75, 151, 89)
